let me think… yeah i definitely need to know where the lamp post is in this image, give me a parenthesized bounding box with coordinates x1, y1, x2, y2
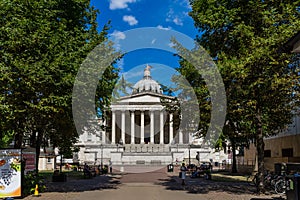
(100, 143, 103, 170)
(188, 144, 191, 166)
(96, 134, 103, 170)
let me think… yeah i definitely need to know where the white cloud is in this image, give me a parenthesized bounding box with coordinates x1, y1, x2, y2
(166, 8, 174, 22)
(156, 25, 171, 30)
(123, 15, 138, 26)
(110, 30, 126, 40)
(109, 0, 136, 10)
(173, 17, 183, 26)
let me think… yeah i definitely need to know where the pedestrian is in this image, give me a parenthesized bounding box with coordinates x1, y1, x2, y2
(180, 163, 188, 186)
(109, 160, 112, 174)
(84, 163, 91, 178)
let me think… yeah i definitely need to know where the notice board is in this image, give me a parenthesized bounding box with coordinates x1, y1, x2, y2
(0, 149, 22, 198)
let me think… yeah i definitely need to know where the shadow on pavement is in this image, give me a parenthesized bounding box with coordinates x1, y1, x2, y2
(250, 198, 284, 200)
(156, 175, 258, 195)
(44, 174, 122, 193)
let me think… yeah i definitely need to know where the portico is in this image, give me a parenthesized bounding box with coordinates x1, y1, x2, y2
(107, 101, 183, 145)
(104, 65, 186, 146)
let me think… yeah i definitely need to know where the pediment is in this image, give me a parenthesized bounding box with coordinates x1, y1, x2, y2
(113, 92, 175, 104)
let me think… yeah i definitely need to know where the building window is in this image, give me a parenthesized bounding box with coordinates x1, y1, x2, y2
(87, 132, 92, 141)
(282, 148, 293, 157)
(47, 158, 52, 163)
(264, 150, 271, 157)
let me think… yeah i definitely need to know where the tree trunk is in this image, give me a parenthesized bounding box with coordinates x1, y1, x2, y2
(256, 113, 265, 194)
(14, 132, 23, 148)
(13, 120, 24, 148)
(60, 154, 63, 172)
(35, 129, 43, 174)
(231, 139, 238, 173)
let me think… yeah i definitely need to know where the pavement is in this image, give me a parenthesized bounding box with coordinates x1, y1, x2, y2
(20, 166, 286, 200)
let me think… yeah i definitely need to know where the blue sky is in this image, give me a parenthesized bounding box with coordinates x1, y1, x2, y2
(90, 0, 199, 93)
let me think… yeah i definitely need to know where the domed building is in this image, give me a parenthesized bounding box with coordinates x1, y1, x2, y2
(75, 65, 228, 171)
(132, 65, 162, 94)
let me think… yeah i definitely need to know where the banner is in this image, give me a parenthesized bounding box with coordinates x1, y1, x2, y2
(0, 149, 22, 198)
(23, 152, 36, 173)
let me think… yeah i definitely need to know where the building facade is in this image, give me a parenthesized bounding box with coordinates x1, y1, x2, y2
(75, 66, 227, 169)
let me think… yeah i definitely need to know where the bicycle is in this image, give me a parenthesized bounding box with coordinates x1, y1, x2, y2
(274, 178, 286, 194)
(247, 173, 258, 186)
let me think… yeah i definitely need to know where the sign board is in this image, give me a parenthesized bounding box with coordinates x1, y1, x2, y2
(22, 152, 36, 173)
(0, 149, 22, 198)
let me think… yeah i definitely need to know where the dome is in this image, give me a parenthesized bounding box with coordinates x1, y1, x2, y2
(132, 65, 162, 94)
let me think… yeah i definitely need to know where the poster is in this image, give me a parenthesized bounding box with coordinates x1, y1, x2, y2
(23, 152, 36, 173)
(0, 149, 22, 198)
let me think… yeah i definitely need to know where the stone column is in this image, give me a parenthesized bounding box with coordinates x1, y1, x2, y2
(140, 110, 144, 144)
(179, 129, 183, 144)
(111, 110, 116, 144)
(160, 110, 164, 144)
(169, 113, 173, 144)
(121, 110, 125, 144)
(150, 110, 154, 144)
(131, 110, 135, 144)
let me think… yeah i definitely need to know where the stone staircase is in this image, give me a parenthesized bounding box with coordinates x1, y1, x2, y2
(120, 144, 172, 165)
(123, 144, 171, 153)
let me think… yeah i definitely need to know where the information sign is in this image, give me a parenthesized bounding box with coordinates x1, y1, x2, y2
(0, 149, 22, 198)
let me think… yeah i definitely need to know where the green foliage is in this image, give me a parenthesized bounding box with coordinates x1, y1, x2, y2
(0, 0, 119, 170)
(112, 74, 133, 99)
(189, 0, 300, 191)
(189, 0, 300, 135)
(23, 171, 46, 196)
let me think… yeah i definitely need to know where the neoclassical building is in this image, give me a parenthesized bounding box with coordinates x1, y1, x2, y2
(75, 65, 227, 168)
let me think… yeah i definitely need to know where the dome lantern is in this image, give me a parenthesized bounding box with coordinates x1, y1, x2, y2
(132, 65, 162, 95)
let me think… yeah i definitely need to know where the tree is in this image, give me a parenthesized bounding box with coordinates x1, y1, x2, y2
(189, 0, 300, 193)
(0, 0, 119, 171)
(112, 74, 133, 99)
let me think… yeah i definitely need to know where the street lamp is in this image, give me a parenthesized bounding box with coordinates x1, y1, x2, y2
(96, 134, 103, 170)
(188, 144, 191, 166)
(100, 143, 103, 170)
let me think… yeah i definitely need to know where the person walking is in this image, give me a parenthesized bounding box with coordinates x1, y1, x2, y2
(109, 160, 112, 174)
(180, 163, 188, 186)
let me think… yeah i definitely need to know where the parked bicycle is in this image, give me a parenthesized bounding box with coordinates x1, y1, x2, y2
(247, 171, 286, 194)
(274, 178, 286, 194)
(247, 173, 258, 186)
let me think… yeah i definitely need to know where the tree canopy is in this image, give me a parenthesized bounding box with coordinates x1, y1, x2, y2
(185, 0, 300, 192)
(0, 0, 119, 170)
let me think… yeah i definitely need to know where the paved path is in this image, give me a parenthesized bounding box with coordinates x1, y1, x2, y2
(22, 167, 285, 200)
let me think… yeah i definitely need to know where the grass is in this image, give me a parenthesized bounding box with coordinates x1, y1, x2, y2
(211, 172, 248, 182)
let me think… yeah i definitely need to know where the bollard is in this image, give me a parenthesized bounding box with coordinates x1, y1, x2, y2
(32, 184, 40, 197)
